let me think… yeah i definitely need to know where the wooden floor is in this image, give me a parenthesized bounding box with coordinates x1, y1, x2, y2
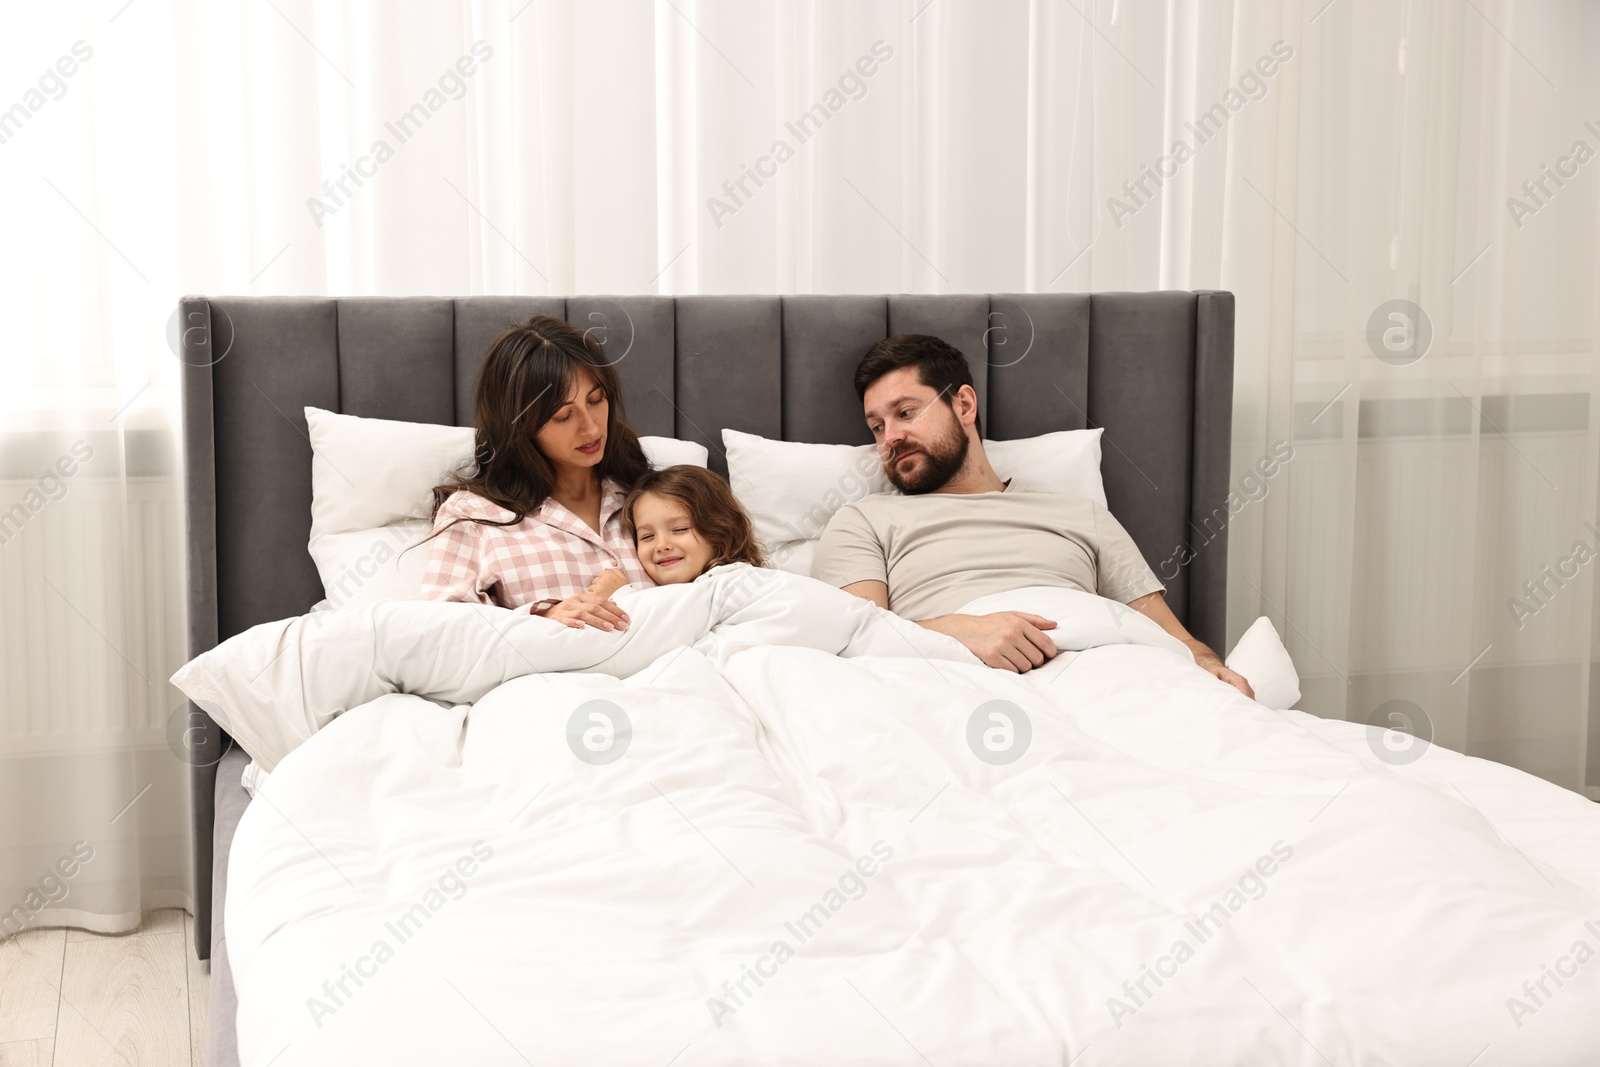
(0, 910, 207, 1067)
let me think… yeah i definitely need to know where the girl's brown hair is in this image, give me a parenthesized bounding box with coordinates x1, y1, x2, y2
(428, 315, 651, 531)
(623, 466, 765, 569)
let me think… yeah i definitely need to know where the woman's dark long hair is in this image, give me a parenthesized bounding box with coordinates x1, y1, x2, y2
(428, 315, 651, 531)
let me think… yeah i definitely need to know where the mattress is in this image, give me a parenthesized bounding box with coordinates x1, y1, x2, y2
(207, 746, 250, 1067)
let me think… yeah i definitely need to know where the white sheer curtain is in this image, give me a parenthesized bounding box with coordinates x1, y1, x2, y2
(2, 0, 1594, 936)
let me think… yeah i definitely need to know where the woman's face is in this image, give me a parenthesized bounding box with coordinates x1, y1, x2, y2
(631, 492, 714, 585)
(534, 367, 608, 472)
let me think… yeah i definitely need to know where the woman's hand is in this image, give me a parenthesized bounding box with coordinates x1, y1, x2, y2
(538, 590, 630, 631)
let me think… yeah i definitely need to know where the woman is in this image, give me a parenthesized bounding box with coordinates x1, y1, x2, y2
(420, 314, 652, 629)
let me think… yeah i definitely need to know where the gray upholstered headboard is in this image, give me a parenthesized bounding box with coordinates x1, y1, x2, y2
(178, 290, 1235, 957)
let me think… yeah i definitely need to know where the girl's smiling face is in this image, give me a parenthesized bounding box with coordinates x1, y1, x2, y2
(631, 491, 715, 585)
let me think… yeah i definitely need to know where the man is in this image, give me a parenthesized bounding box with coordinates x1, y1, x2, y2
(812, 333, 1253, 696)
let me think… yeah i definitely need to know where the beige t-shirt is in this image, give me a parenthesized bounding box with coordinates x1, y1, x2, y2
(811, 483, 1165, 620)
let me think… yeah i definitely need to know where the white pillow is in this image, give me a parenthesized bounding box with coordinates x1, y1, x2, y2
(721, 430, 893, 573)
(983, 430, 1106, 505)
(304, 408, 708, 608)
(306, 411, 475, 539)
(721, 427, 1106, 575)
(1224, 616, 1301, 711)
(311, 520, 434, 610)
(636, 435, 710, 469)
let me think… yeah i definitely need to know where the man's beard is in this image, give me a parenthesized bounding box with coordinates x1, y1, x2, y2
(884, 418, 969, 494)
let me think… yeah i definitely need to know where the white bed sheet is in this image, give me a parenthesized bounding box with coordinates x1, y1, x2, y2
(217, 574, 1600, 1066)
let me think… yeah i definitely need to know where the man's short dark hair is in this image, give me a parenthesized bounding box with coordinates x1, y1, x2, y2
(854, 334, 980, 436)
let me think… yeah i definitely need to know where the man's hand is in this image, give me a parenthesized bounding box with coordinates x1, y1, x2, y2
(1127, 591, 1253, 699)
(918, 612, 1059, 673)
(1191, 651, 1254, 698)
(835, 581, 1059, 673)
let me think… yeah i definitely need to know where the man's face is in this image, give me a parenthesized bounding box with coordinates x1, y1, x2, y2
(863, 367, 969, 494)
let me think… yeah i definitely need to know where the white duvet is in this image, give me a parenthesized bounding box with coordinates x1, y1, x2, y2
(180, 566, 1600, 1066)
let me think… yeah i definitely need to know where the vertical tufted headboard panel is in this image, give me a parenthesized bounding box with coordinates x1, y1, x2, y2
(178, 290, 1234, 958)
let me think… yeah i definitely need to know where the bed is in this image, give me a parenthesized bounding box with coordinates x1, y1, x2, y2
(176, 293, 1600, 1066)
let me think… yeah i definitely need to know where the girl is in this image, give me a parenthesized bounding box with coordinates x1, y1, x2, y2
(585, 466, 765, 602)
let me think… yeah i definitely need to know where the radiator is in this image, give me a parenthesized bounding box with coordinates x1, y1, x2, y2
(1282, 432, 1594, 672)
(1284, 430, 1596, 793)
(0, 473, 186, 751)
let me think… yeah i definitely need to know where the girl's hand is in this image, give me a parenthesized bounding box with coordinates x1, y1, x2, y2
(538, 591, 629, 631)
(586, 568, 630, 600)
